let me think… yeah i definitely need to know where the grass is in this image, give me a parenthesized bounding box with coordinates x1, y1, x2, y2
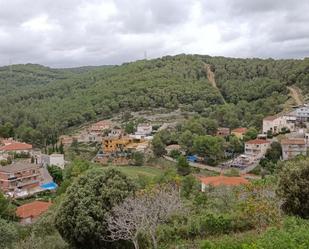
(102, 165, 164, 178)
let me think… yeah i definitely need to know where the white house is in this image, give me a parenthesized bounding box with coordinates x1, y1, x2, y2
(281, 139, 307, 160)
(37, 153, 65, 169)
(135, 123, 152, 136)
(292, 104, 309, 122)
(245, 139, 271, 159)
(262, 115, 296, 134)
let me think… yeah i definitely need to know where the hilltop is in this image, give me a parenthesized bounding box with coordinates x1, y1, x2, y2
(0, 54, 308, 146)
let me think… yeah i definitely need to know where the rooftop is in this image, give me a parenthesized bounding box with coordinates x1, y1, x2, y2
(0, 162, 39, 173)
(0, 142, 32, 151)
(199, 176, 249, 187)
(281, 139, 305, 145)
(231, 128, 247, 133)
(263, 115, 278, 121)
(16, 201, 52, 219)
(246, 139, 270, 145)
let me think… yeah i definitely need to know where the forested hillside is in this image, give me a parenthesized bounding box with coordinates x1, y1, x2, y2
(0, 55, 308, 146)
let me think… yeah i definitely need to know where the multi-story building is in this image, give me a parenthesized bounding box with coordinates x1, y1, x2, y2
(0, 162, 41, 194)
(262, 115, 296, 134)
(244, 139, 270, 159)
(281, 139, 307, 160)
(292, 104, 309, 122)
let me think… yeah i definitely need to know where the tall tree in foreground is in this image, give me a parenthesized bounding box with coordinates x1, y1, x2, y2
(106, 185, 183, 249)
(176, 155, 191, 176)
(55, 168, 135, 249)
(277, 158, 309, 218)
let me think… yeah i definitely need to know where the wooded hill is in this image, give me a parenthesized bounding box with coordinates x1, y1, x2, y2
(0, 54, 308, 146)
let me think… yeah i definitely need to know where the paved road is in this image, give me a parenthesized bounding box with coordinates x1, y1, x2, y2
(164, 156, 224, 173)
(163, 155, 261, 176)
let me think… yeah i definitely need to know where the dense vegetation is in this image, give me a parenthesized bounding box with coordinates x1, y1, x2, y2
(1, 156, 309, 249)
(1, 55, 308, 146)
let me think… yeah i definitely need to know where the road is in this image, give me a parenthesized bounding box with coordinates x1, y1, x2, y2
(163, 156, 261, 175)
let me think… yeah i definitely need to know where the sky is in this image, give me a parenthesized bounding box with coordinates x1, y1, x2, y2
(0, 0, 308, 67)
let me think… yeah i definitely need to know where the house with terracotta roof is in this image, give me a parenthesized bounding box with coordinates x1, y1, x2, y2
(0, 140, 32, 155)
(16, 200, 52, 224)
(199, 175, 249, 191)
(245, 139, 270, 159)
(231, 128, 247, 139)
(281, 138, 307, 160)
(262, 115, 296, 134)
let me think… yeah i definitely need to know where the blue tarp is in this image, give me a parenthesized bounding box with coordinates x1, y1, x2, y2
(187, 155, 198, 162)
(41, 182, 58, 190)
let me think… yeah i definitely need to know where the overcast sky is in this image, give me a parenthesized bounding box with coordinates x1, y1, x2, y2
(0, 0, 308, 67)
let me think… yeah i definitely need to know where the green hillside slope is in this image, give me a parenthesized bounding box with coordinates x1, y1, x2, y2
(0, 54, 308, 146)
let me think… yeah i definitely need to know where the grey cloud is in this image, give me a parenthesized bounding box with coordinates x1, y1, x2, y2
(0, 0, 308, 67)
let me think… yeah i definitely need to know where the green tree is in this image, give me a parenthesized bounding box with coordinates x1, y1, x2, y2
(265, 141, 282, 163)
(181, 175, 198, 198)
(193, 135, 224, 165)
(277, 158, 309, 218)
(124, 121, 135, 134)
(179, 130, 194, 154)
(47, 165, 63, 185)
(0, 218, 18, 248)
(243, 127, 258, 141)
(55, 168, 135, 249)
(132, 152, 144, 166)
(176, 155, 191, 176)
(59, 142, 64, 154)
(152, 135, 166, 157)
(0, 192, 15, 219)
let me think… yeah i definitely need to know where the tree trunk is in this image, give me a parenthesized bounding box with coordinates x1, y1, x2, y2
(151, 233, 158, 249)
(133, 238, 139, 249)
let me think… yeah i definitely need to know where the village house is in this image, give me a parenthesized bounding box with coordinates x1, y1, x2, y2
(0, 162, 41, 195)
(290, 104, 309, 122)
(281, 138, 307, 160)
(216, 127, 230, 137)
(0, 162, 55, 198)
(16, 200, 52, 225)
(40, 153, 65, 169)
(231, 128, 247, 139)
(77, 131, 101, 143)
(135, 123, 153, 136)
(262, 115, 296, 134)
(199, 175, 249, 192)
(244, 139, 270, 159)
(89, 120, 113, 133)
(0, 140, 33, 155)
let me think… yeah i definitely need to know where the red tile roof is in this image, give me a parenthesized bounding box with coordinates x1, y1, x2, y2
(0, 142, 32, 151)
(199, 176, 249, 187)
(246, 139, 270, 145)
(281, 139, 305, 145)
(231, 128, 247, 134)
(16, 201, 52, 219)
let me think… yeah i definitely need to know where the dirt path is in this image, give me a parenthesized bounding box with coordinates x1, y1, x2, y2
(203, 63, 226, 103)
(287, 86, 304, 106)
